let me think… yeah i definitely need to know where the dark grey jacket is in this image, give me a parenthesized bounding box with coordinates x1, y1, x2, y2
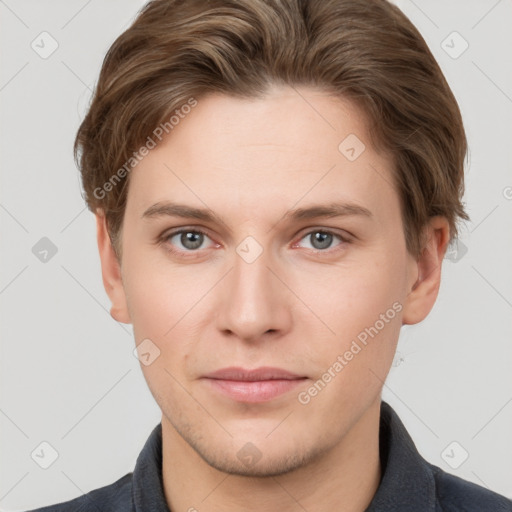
(26, 401, 512, 511)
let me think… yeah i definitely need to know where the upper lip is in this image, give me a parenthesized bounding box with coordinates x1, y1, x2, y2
(203, 366, 305, 381)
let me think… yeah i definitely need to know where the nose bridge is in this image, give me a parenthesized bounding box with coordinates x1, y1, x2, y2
(217, 236, 290, 340)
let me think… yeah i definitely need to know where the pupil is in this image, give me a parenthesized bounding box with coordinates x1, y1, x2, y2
(313, 232, 331, 250)
(182, 232, 202, 249)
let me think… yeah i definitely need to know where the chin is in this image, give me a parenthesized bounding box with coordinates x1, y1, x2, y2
(196, 445, 312, 478)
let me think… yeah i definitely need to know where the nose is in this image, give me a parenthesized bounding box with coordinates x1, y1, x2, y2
(216, 243, 293, 343)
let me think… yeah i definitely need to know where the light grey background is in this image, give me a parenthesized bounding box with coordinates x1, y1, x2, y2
(1, 0, 511, 510)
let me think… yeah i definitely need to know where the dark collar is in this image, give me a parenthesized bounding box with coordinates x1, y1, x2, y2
(131, 421, 171, 511)
(131, 401, 437, 511)
(365, 400, 436, 511)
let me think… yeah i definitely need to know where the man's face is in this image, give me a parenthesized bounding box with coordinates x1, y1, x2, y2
(112, 85, 419, 475)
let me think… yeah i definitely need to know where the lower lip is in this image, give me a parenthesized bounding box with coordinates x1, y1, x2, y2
(204, 378, 306, 403)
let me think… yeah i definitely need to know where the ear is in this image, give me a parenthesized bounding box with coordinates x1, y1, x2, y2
(402, 216, 451, 325)
(95, 211, 131, 324)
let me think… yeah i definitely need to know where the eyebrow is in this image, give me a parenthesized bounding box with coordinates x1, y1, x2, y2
(141, 200, 373, 226)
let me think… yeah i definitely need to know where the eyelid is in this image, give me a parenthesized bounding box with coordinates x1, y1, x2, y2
(294, 226, 353, 242)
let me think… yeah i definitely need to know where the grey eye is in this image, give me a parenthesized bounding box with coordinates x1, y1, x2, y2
(168, 230, 208, 251)
(309, 232, 334, 250)
(297, 230, 345, 251)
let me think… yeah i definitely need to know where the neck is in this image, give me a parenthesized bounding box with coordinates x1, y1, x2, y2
(161, 397, 382, 512)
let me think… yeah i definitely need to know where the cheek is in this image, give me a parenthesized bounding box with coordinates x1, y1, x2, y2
(296, 261, 404, 418)
(125, 262, 199, 408)
(122, 247, 207, 338)
(123, 253, 214, 385)
(298, 253, 406, 380)
(304, 255, 404, 330)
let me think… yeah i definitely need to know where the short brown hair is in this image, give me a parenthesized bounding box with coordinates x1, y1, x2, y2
(74, 0, 469, 260)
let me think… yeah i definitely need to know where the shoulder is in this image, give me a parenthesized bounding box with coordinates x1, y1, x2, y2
(428, 463, 512, 511)
(23, 472, 133, 512)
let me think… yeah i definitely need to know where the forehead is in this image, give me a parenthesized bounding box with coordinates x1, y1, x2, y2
(125, 85, 398, 229)
(155, 86, 372, 171)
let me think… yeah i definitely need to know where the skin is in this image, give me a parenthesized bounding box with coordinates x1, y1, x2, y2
(96, 85, 450, 512)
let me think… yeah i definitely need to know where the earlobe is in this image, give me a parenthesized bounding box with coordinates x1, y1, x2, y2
(402, 217, 451, 326)
(95, 211, 132, 324)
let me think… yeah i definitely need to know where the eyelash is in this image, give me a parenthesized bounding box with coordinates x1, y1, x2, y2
(159, 227, 352, 259)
